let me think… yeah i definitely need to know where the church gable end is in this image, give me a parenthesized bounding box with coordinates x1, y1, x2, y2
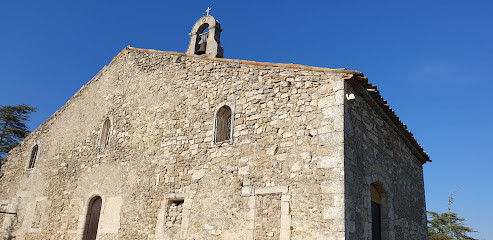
(0, 13, 429, 240)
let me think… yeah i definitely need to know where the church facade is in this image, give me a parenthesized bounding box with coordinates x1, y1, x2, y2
(0, 15, 430, 240)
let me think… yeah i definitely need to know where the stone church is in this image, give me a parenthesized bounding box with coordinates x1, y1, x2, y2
(0, 14, 430, 240)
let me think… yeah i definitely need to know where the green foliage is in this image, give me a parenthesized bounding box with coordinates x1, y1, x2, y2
(0, 104, 37, 167)
(428, 191, 477, 240)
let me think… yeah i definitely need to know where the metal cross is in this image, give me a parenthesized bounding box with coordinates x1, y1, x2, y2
(205, 7, 211, 16)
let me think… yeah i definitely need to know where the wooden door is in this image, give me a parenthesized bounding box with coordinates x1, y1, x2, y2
(84, 197, 102, 240)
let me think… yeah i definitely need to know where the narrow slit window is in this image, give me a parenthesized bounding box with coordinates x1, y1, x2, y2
(215, 106, 232, 143)
(98, 119, 111, 147)
(28, 145, 38, 169)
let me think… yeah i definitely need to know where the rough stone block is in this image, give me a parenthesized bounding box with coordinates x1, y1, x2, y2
(241, 186, 252, 197)
(317, 156, 343, 168)
(191, 169, 206, 180)
(255, 186, 288, 195)
(321, 181, 345, 194)
(318, 96, 335, 108)
(323, 206, 344, 220)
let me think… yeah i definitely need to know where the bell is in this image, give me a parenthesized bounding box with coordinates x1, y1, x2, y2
(197, 42, 207, 55)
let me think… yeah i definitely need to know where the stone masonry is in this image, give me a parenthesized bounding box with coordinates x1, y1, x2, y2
(0, 15, 429, 240)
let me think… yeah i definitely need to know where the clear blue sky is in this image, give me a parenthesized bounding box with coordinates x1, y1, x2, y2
(1, 0, 492, 238)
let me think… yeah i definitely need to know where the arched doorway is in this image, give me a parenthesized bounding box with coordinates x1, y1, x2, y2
(83, 196, 102, 240)
(370, 184, 382, 240)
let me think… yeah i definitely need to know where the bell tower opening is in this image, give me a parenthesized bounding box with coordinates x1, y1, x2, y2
(195, 23, 209, 55)
(186, 8, 223, 58)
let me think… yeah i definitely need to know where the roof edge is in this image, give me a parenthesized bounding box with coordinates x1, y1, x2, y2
(125, 46, 364, 75)
(344, 76, 430, 164)
(18, 47, 126, 145)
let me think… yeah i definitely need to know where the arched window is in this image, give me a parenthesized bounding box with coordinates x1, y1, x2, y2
(214, 106, 232, 143)
(28, 145, 38, 169)
(370, 184, 382, 240)
(83, 196, 102, 240)
(97, 119, 111, 147)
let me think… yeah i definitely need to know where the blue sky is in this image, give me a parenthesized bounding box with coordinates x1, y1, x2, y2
(1, 0, 492, 238)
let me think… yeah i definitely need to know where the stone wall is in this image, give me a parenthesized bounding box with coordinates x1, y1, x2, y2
(344, 82, 428, 239)
(0, 48, 352, 240)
